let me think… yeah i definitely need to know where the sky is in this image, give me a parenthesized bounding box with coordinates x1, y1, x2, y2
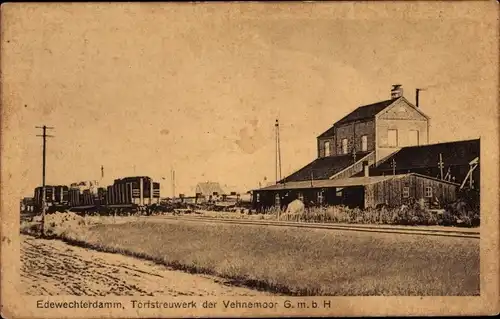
(1, 2, 497, 198)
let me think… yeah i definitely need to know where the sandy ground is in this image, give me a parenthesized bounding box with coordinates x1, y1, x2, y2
(20, 235, 270, 296)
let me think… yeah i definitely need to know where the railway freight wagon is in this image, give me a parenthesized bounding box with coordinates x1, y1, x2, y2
(68, 187, 107, 207)
(107, 176, 160, 206)
(32, 176, 161, 215)
(33, 185, 69, 212)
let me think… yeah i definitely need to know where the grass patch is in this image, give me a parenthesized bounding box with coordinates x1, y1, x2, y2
(201, 204, 480, 228)
(22, 214, 479, 296)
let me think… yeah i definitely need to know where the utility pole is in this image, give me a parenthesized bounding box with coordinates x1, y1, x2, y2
(275, 119, 282, 184)
(171, 169, 176, 199)
(36, 125, 54, 236)
(438, 153, 444, 180)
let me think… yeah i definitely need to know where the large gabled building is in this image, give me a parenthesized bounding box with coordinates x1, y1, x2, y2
(253, 85, 479, 211)
(283, 84, 429, 184)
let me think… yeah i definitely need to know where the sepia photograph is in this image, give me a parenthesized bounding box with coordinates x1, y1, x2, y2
(1, 1, 498, 318)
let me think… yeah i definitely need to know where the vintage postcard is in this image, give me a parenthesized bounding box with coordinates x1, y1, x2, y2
(1, 1, 498, 318)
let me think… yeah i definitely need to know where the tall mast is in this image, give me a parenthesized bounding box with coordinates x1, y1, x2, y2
(36, 125, 54, 236)
(275, 119, 282, 183)
(171, 168, 176, 199)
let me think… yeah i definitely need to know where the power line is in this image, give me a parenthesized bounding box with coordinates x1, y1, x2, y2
(36, 125, 54, 236)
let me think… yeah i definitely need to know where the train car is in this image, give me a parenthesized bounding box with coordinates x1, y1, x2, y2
(107, 176, 160, 206)
(33, 185, 69, 213)
(32, 176, 161, 215)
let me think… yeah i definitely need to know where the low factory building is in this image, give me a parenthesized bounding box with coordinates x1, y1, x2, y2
(370, 139, 480, 189)
(254, 172, 458, 211)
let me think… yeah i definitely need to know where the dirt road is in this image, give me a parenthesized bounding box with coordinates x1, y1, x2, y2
(21, 235, 269, 296)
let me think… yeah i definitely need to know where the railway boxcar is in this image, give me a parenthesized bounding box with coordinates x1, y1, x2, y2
(107, 176, 160, 206)
(32, 176, 161, 215)
(33, 185, 69, 211)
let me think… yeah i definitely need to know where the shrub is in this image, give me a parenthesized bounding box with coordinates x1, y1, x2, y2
(198, 201, 479, 227)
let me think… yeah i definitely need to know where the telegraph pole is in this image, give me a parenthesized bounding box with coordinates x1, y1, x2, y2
(36, 125, 54, 236)
(438, 153, 445, 180)
(275, 119, 282, 184)
(171, 168, 176, 199)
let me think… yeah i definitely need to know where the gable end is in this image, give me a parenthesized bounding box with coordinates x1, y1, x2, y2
(376, 97, 429, 121)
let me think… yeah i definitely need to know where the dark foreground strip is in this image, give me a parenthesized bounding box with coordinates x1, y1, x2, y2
(154, 216, 479, 239)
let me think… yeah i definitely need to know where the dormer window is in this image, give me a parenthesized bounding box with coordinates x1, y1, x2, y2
(324, 141, 331, 157)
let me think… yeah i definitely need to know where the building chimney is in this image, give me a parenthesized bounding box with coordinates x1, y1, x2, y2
(415, 88, 425, 108)
(363, 161, 369, 177)
(391, 84, 403, 99)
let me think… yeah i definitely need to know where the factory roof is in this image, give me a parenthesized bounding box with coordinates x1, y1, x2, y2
(259, 175, 405, 191)
(375, 139, 480, 171)
(281, 151, 372, 183)
(258, 173, 459, 191)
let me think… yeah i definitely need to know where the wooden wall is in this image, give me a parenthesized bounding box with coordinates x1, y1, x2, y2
(254, 175, 458, 211)
(365, 175, 457, 208)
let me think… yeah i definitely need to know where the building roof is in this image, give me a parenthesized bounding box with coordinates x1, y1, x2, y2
(258, 173, 459, 191)
(281, 151, 372, 183)
(375, 139, 480, 171)
(195, 182, 225, 195)
(259, 175, 405, 191)
(318, 98, 397, 138)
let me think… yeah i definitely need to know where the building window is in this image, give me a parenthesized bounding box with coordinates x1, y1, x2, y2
(425, 187, 432, 198)
(275, 193, 281, 206)
(403, 187, 410, 198)
(317, 190, 324, 205)
(341, 138, 348, 154)
(298, 192, 304, 202)
(336, 188, 343, 197)
(324, 141, 331, 157)
(256, 193, 260, 203)
(388, 129, 398, 147)
(409, 130, 419, 146)
(361, 135, 368, 152)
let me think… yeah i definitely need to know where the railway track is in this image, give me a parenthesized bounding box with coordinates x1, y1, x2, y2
(153, 215, 480, 239)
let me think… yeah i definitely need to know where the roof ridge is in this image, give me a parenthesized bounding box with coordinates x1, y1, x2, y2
(318, 98, 397, 138)
(357, 98, 396, 108)
(400, 138, 480, 149)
